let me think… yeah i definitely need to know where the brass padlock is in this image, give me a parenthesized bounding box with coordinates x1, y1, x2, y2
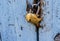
(25, 13, 42, 27)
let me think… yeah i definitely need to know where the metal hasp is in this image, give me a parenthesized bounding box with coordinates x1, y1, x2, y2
(25, 0, 44, 41)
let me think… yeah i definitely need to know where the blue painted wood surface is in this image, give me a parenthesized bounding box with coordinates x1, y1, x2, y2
(39, 0, 60, 41)
(0, 0, 60, 41)
(0, 0, 36, 41)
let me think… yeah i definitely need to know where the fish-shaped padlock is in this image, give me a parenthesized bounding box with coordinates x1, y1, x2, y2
(25, 12, 42, 28)
(26, 0, 43, 28)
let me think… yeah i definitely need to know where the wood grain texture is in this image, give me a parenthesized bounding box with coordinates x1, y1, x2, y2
(0, 0, 36, 41)
(39, 0, 60, 41)
(0, 0, 60, 41)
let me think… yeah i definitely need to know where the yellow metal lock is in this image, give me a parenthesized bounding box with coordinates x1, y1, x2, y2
(25, 13, 42, 28)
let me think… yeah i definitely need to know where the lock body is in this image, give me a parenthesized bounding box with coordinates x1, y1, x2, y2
(25, 13, 42, 26)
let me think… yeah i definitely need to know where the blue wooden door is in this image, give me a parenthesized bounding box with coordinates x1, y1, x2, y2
(0, 0, 60, 41)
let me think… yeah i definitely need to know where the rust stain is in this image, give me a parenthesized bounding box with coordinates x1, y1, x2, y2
(26, 0, 44, 28)
(26, 0, 45, 41)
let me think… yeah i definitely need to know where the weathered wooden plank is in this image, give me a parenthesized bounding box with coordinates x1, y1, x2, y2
(14, 0, 36, 41)
(0, 0, 36, 41)
(39, 0, 60, 41)
(0, 0, 17, 41)
(52, 0, 60, 37)
(39, 0, 54, 41)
